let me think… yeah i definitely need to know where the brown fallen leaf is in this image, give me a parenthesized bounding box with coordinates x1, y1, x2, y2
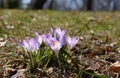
(86, 52, 96, 59)
(5, 68, 17, 77)
(87, 17, 97, 21)
(0, 64, 3, 67)
(110, 61, 120, 73)
(45, 67, 53, 74)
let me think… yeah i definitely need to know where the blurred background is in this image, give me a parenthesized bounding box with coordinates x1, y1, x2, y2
(0, 0, 120, 11)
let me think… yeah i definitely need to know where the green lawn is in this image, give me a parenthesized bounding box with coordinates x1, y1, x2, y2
(1, 10, 120, 51)
(0, 10, 120, 38)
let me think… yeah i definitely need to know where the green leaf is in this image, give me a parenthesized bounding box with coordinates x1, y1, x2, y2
(81, 70, 108, 78)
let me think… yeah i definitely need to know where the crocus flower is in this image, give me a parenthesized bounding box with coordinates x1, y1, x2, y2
(52, 27, 66, 46)
(42, 33, 52, 44)
(65, 35, 79, 49)
(19, 33, 42, 52)
(48, 38, 62, 52)
(54, 27, 66, 41)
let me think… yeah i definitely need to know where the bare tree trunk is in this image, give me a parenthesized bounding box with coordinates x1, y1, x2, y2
(6, 0, 21, 9)
(114, 0, 120, 10)
(84, 0, 93, 10)
(0, 0, 4, 8)
(29, 0, 47, 9)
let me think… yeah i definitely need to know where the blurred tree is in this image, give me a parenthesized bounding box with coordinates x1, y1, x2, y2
(0, 0, 21, 8)
(0, 0, 7, 8)
(114, 0, 120, 10)
(86, 0, 93, 10)
(82, 0, 93, 10)
(29, 0, 47, 9)
(0, 0, 4, 8)
(0, 0, 120, 10)
(6, 0, 21, 8)
(92, 0, 115, 11)
(43, 0, 84, 11)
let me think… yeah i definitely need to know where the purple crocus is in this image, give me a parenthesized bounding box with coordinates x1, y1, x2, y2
(54, 27, 66, 41)
(19, 33, 42, 52)
(65, 35, 79, 49)
(53, 27, 66, 46)
(48, 38, 62, 52)
(42, 33, 52, 44)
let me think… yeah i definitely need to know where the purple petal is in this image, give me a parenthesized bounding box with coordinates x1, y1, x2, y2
(35, 32, 42, 45)
(61, 30, 66, 36)
(42, 34, 46, 43)
(31, 41, 39, 51)
(50, 28, 53, 34)
(54, 27, 66, 41)
(59, 35, 66, 46)
(49, 38, 62, 51)
(51, 42, 61, 51)
(21, 40, 29, 51)
(65, 36, 79, 49)
(71, 37, 79, 46)
(55, 27, 61, 33)
(29, 38, 35, 46)
(42, 33, 52, 43)
(18, 40, 24, 47)
(23, 40, 29, 48)
(29, 38, 40, 51)
(54, 27, 61, 37)
(65, 35, 71, 45)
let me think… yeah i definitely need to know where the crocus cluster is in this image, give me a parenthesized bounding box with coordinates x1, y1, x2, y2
(19, 27, 79, 52)
(41, 27, 79, 52)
